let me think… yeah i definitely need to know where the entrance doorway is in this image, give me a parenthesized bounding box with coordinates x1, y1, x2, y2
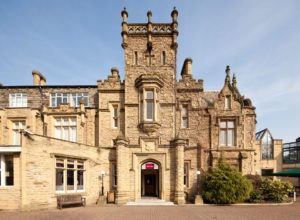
(141, 162, 159, 197)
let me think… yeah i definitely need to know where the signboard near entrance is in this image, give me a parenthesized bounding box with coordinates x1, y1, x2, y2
(142, 162, 158, 170)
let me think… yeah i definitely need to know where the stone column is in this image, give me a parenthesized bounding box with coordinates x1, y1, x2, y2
(173, 137, 185, 205)
(115, 133, 130, 204)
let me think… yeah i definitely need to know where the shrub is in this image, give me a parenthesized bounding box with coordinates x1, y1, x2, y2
(260, 178, 293, 202)
(245, 174, 262, 191)
(202, 155, 252, 204)
(248, 190, 263, 203)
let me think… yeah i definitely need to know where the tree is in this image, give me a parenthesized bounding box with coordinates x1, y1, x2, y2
(202, 155, 252, 204)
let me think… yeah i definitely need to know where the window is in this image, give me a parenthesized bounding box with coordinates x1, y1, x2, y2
(225, 96, 231, 110)
(51, 93, 89, 107)
(70, 93, 89, 107)
(261, 169, 273, 177)
(220, 120, 235, 146)
(140, 89, 157, 122)
(113, 106, 118, 128)
(262, 132, 273, 159)
(0, 155, 14, 186)
(55, 158, 85, 193)
(184, 163, 189, 187)
(182, 106, 188, 128)
(162, 51, 166, 65)
(55, 118, 77, 142)
(113, 164, 117, 187)
(51, 93, 68, 107)
(9, 93, 27, 108)
(134, 51, 138, 65)
(145, 91, 154, 121)
(13, 121, 25, 145)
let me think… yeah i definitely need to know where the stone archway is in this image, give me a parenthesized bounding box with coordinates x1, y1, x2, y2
(141, 161, 159, 197)
(135, 157, 164, 200)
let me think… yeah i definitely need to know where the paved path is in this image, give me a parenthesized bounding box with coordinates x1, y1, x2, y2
(1, 203, 300, 220)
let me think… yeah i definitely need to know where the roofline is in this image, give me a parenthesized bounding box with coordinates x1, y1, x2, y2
(0, 85, 98, 89)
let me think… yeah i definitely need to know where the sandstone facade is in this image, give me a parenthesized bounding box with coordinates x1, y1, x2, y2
(0, 8, 282, 211)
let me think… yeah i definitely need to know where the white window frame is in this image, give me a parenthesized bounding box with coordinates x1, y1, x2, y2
(55, 158, 85, 194)
(145, 90, 154, 121)
(13, 121, 25, 145)
(70, 93, 89, 107)
(50, 93, 68, 107)
(0, 155, 14, 187)
(220, 120, 235, 146)
(9, 93, 27, 108)
(54, 118, 77, 142)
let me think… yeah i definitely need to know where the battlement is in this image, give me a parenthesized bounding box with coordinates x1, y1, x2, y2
(121, 7, 179, 49)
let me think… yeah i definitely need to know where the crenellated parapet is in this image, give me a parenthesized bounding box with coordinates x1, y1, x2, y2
(177, 58, 203, 92)
(121, 7, 179, 49)
(97, 67, 124, 92)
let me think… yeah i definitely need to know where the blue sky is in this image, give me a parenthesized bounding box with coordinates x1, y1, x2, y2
(0, 0, 299, 142)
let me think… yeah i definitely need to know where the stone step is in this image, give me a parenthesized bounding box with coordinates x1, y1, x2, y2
(125, 197, 175, 206)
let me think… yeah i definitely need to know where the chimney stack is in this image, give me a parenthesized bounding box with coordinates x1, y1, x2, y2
(32, 70, 46, 86)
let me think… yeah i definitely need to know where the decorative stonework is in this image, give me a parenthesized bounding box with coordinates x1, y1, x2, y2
(138, 121, 161, 135)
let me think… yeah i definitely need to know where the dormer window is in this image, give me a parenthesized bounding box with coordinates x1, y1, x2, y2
(225, 96, 231, 110)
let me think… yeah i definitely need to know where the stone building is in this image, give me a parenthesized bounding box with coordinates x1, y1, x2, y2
(0, 8, 280, 211)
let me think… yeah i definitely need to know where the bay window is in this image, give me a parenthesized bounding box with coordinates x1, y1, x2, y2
(220, 120, 235, 146)
(56, 158, 85, 193)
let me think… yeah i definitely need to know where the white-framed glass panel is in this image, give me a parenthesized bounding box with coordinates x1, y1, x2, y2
(70, 93, 89, 107)
(220, 130, 226, 146)
(55, 158, 85, 193)
(9, 93, 27, 108)
(0, 155, 14, 187)
(220, 120, 235, 146)
(13, 121, 25, 145)
(55, 118, 76, 142)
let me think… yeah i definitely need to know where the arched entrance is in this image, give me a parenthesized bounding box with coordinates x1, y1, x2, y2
(141, 161, 159, 197)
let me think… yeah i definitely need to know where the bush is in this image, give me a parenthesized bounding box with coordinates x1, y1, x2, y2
(248, 190, 263, 203)
(245, 174, 262, 191)
(202, 155, 252, 204)
(260, 178, 293, 202)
